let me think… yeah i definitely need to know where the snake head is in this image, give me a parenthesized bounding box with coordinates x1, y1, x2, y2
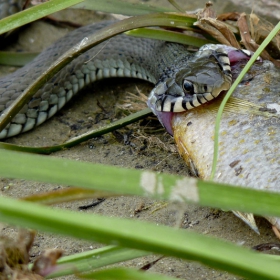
(147, 45, 233, 134)
(147, 44, 261, 135)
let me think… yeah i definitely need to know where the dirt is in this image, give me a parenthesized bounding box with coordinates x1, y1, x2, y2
(0, 1, 279, 279)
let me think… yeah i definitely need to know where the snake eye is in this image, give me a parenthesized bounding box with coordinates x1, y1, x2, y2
(183, 80, 194, 94)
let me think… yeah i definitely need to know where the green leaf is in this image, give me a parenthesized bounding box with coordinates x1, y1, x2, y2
(0, 0, 85, 35)
(126, 28, 214, 47)
(48, 246, 149, 278)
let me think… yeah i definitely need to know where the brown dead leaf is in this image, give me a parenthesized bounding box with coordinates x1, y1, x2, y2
(194, 2, 240, 48)
(249, 13, 280, 59)
(195, 18, 240, 48)
(0, 230, 44, 280)
(0, 230, 63, 279)
(217, 10, 280, 65)
(238, 13, 280, 67)
(217, 12, 241, 21)
(197, 1, 216, 19)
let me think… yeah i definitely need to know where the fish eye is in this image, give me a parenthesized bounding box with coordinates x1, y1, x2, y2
(183, 80, 194, 93)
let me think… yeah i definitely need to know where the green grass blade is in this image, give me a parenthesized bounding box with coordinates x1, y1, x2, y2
(73, 0, 170, 15)
(79, 268, 177, 280)
(0, 0, 85, 35)
(1, 149, 280, 217)
(210, 21, 280, 179)
(126, 28, 214, 47)
(57, 246, 145, 265)
(0, 196, 280, 279)
(48, 246, 149, 278)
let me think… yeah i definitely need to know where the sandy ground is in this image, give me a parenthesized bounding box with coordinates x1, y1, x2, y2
(0, 1, 279, 279)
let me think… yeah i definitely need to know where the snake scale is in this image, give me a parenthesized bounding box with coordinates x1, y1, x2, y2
(1, 1, 280, 233)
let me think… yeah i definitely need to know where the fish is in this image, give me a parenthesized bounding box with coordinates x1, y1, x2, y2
(171, 60, 280, 233)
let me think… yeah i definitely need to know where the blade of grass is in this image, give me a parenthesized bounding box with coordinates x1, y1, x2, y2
(210, 21, 280, 179)
(79, 268, 177, 280)
(57, 245, 145, 265)
(0, 0, 85, 35)
(0, 195, 280, 279)
(1, 149, 280, 217)
(126, 28, 215, 47)
(48, 246, 150, 278)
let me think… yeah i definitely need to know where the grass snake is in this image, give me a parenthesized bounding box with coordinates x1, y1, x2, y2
(0, 10, 255, 139)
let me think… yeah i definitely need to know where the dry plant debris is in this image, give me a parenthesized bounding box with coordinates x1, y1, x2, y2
(0, 230, 62, 279)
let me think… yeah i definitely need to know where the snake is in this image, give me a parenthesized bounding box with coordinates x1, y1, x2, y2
(2, 1, 280, 234)
(0, 1, 258, 139)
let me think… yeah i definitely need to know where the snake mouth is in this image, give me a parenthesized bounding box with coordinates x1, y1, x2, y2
(147, 93, 172, 135)
(154, 111, 175, 135)
(147, 92, 175, 135)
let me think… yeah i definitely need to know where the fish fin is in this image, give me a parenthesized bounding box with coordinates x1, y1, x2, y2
(232, 211, 260, 234)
